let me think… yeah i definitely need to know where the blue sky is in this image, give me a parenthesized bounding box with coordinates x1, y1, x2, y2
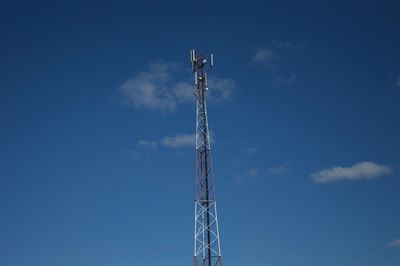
(1, 0, 400, 265)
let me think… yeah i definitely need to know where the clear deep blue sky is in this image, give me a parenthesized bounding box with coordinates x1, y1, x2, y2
(1, 1, 400, 265)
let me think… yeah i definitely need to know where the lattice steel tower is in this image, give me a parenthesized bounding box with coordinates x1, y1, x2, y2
(190, 49, 222, 266)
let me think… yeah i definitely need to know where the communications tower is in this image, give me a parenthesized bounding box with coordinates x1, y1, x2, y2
(190, 49, 222, 266)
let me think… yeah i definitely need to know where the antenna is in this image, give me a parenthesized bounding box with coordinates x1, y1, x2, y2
(210, 53, 214, 68)
(190, 49, 196, 71)
(190, 49, 196, 62)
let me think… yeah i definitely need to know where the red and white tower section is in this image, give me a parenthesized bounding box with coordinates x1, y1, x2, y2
(190, 49, 222, 266)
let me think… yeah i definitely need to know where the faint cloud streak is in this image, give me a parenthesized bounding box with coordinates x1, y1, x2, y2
(161, 133, 195, 148)
(134, 131, 216, 156)
(388, 239, 400, 248)
(234, 168, 260, 182)
(251, 48, 279, 65)
(137, 140, 158, 151)
(245, 147, 257, 155)
(267, 166, 286, 175)
(208, 76, 235, 101)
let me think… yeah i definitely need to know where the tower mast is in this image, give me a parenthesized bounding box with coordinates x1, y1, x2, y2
(191, 49, 222, 266)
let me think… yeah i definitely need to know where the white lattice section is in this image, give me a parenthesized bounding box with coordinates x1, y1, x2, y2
(194, 201, 222, 258)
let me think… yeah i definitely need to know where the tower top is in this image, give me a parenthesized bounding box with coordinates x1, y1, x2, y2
(190, 49, 214, 71)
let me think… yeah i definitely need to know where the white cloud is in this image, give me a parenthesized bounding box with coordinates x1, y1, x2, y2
(251, 48, 279, 64)
(161, 133, 195, 148)
(388, 239, 400, 248)
(268, 166, 286, 175)
(119, 62, 235, 112)
(311, 161, 393, 183)
(119, 63, 177, 112)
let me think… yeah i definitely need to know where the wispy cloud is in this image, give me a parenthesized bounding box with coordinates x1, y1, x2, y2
(136, 132, 195, 151)
(135, 131, 217, 154)
(137, 140, 158, 151)
(119, 62, 235, 113)
(234, 168, 260, 182)
(388, 239, 400, 248)
(173, 81, 193, 102)
(267, 166, 286, 175)
(208, 76, 235, 101)
(251, 40, 303, 86)
(119, 62, 177, 112)
(311, 161, 393, 183)
(251, 40, 304, 66)
(235, 165, 287, 182)
(161, 133, 195, 148)
(251, 48, 279, 65)
(245, 147, 257, 155)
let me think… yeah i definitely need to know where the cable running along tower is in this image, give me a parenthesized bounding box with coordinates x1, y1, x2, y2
(190, 49, 222, 266)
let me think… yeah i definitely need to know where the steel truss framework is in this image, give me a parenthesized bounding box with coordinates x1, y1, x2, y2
(191, 50, 222, 266)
